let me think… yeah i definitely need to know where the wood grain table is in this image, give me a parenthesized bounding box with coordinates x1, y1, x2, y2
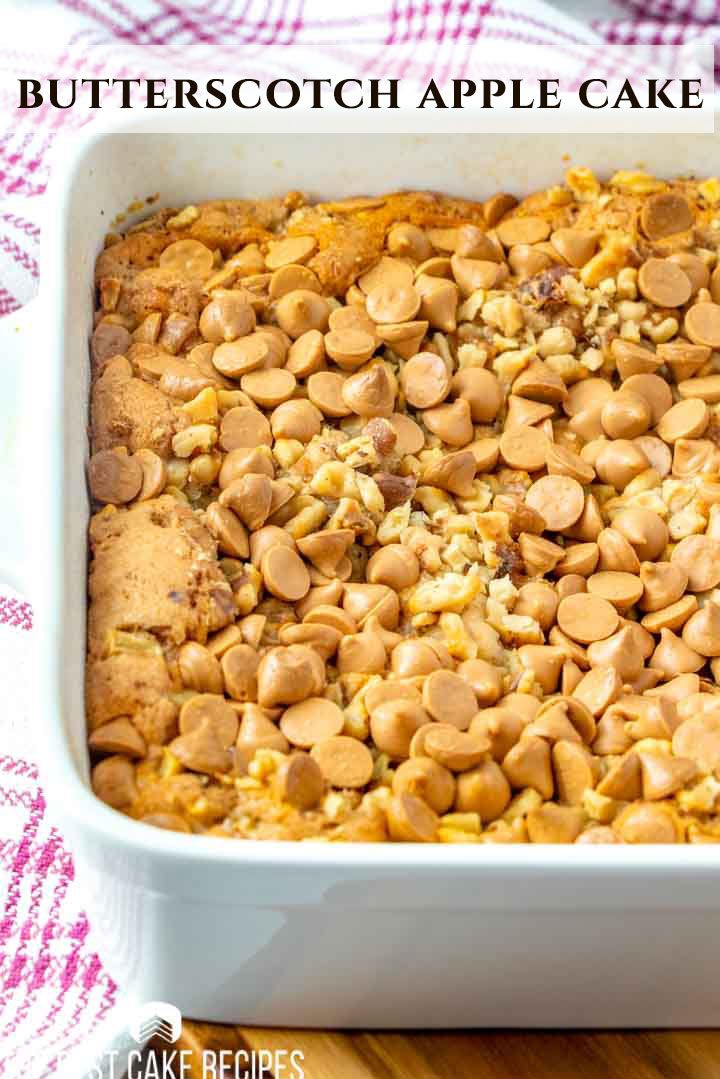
(151, 1021, 720, 1078)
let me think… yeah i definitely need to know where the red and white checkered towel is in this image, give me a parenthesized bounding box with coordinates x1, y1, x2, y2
(0, 2, 717, 1075)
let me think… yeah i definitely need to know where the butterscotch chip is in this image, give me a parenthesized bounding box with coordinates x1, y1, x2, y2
(401, 351, 451, 409)
(213, 334, 269, 377)
(250, 526, 295, 569)
(298, 529, 354, 576)
(451, 367, 503, 422)
(367, 544, 420, 590)
(328, 305, 378, 338)
(387, 792, 438, 842)
(415, 275, 458, 332)
(265, 235, 317, 270)
(422, 450, 476, 496)
(676, 375, 720, 403)
(422, 399, 473, 447)
(671, 535, 720, 592)
(672, 713, 720, 773)
(221, 644, 260, 702)
(358, 256, 414, 294)
(365, 283, 420, 324)
(414, 257, 451, 280)
(685, 303, 720, 349)
(240, 368, 296, 409)
(370, 699, 428, 759)
(668, 252, 709, 295)
(275, 753, 324, 810)
(557, 593, 618, 643)
(387, 412, 425, 456)
(546, 444, 594, 485)
(218, 447, 274, 489)
(484, 191, 517, 226)
(525, 475, 584, 531)
(261, 545, 311, 602)
(337, 632, 387, 675)
(92, 757, 138, 809)
(276, 289, 330, 338)
(681, 602, 720, 657)
(467, 438, 500, 473)
(423, 727, 489, 772)
(527, 803, 584, 844)
(393, 757, 456, 815)
(304, 604, 357, 636)
(501, 735, 553, 798)
(271, 398, 323, 443)
(610, 339, 659, 380)
(307, 371, 352, 417)
(512, 361, 567, 404)
(640, 192, 693, 240)
(88, 449, 143, 504)
(657, 398, 709, 443)
(428, 227, 460, 252)
(387, 223, 433, 261)
(220, 406, 272, 450)
(563, 377, 613, 417)
(572, 665, 622, 717)
(88, 717, 147, 759)
(376, 320, 428, 360)
(601, 391, 651, 440)
(622, 373, 672, 426)
(205, 502, 249, 558)
(508, 244, 553, 278)
(280, 697, 345, 748)
(550, 228, 597, 267)
(638, 257, 692, 308)
(179, 693, 239, 747)
(495, 215, 550, 247)
(640, 595, 698, 634)
(456, 225, 502, 261)
(649, 627, 703, 678)
(256, 326, 291, 368)
(237, 705, 289, 756)
(587, 571, 644, 610)
(92, 321, 131, 365)
(498, 426, 547, 471)
(342, 365, 395, 418)
(133, 448, 166, 501)
(612, 508, 668, 563)
(421, 669, 478, 731)
(220, 473, 273, 531)
(286, 329, 326, 377)
(614, 802, 678, 844)
(555, 542, 599, 578)
(269, 264, 321, 300)
(506, 398, 555, 430)
(450, 255, 502, 295)
(311, 735, 374, 789)
(325, 329, 376, 370)
(199, 291, 256, 343)
(159, 238, 214, 277)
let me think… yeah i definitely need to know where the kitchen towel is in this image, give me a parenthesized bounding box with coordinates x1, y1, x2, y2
(0, 2, 717, 1075)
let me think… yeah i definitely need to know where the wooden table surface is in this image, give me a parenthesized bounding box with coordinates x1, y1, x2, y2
(153, 1021, 720, 1078)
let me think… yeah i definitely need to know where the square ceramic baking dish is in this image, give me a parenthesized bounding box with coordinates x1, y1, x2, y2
(9, 112, 720, 1028)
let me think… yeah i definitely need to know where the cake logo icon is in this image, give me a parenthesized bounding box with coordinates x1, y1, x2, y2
(130, 1001, 182, 1045)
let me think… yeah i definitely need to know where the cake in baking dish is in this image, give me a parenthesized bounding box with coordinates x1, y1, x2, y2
(86, 169, 720, 844)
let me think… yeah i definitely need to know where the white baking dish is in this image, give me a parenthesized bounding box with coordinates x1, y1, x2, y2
(15, 112, 720, 1028)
